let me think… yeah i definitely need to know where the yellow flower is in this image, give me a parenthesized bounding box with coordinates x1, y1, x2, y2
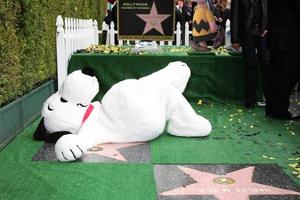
(197, 100, 203, 105)
(289, 131, 295, 136)
(289, 163, 298, 168)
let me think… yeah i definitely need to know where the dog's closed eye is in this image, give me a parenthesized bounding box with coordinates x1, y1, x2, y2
(77, 103, 87, 107)
(60, 97, 68, 103)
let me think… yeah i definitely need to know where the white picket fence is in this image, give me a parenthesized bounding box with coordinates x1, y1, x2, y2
(102, 20, 232, 46)
(56, 15, 231, 87)
(56, 16, 191, 87)
(56, 15, 99, 88)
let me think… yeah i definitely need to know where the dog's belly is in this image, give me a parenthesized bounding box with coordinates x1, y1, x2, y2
(101, 79, 168, 141)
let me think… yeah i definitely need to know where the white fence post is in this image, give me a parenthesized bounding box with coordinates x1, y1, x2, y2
(56, 15, 66, 89)
(109, 21, 115, 45)
(184, 22, 190, 45)
(95, 21, 98, 45)
(75, 19, 79, 49)
(176, 22, 181, 46)
(225, 19, 231, 47)
(56, 15, 98, 87)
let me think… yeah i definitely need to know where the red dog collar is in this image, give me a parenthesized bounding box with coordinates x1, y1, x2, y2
(81, 104, 94, 125)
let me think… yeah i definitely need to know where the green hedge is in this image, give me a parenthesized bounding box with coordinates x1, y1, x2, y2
(0, 0, 106, 106)
(0, 0, 22, 106)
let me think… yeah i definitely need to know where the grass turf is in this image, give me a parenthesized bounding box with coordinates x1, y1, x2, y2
(151, 102, 300, 185)
(0, 100, 299, 200)
(0, 121, 156, 200)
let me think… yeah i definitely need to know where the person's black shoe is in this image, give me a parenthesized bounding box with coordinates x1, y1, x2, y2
(245, 102, 255, 108)
(278, 115, 300, 121)
(291, 115, 300, 121)
(256, 101, 266, 107)
(265, 112, 273, 118)
(271, 112, 300, 121)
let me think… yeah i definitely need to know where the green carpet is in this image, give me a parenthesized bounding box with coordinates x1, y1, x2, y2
(0, 100, 299, 200)
(151, 101, 300, 184)
(0, 121, 156, 200)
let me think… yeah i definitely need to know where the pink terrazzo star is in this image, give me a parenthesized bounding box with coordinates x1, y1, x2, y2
(136, 2, 171, 35)
(85, 142, 145, 161)
(161, 166, 300, 199)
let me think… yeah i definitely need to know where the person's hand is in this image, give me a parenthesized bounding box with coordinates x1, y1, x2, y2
(211, 25, 217, 32)
(218, 18, 223, 22)
(261, 30, 268, 38)
(232, 43, 240, 50)
(209, 23, 217, 33)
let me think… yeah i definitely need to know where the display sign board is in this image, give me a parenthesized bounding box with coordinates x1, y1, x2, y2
(118, 0, 175, 41)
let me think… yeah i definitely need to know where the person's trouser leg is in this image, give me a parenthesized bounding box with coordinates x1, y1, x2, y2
(255, 36, 272, 114)
(241, 34, 257, 107)
(270, 51, 296, 117)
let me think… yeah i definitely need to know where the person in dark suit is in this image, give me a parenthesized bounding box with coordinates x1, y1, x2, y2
(176, 0, 194, 44)
(230, 0, 270, 108)
(102, 1, 118, 44)
(206, 0, 221, 18)
(183, 0, 194, 30)
(267, 0, 300, 120)
(104, 1, 117, 28)
(175, 0, 186, 44)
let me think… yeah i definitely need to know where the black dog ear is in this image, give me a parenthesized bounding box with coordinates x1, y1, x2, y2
(81, 67, 95, 77)
(44, 131, 72, 143)
(33, 118, 71, 143)
(33, 118, 47, 141)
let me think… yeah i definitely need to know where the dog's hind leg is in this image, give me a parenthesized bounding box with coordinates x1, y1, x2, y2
(166, 88, 212, 137)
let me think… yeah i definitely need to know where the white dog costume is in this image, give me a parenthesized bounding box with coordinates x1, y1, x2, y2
(34, 61, 212, 162)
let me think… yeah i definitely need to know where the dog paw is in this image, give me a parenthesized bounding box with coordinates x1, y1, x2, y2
(55, 134, 88, 162)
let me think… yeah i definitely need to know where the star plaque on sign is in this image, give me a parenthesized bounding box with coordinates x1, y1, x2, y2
(118, 0, 175, 41)
(136, 2, 171, 35)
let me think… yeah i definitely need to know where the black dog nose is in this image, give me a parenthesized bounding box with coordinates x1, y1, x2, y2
(47, 105, 54, 111)
(81, 67, 95, 77)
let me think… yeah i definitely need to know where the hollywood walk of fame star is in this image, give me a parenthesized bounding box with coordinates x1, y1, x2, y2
(136, 2, 171, 35)
(84, 142, 145, 161)
(161, 166, 300, 200)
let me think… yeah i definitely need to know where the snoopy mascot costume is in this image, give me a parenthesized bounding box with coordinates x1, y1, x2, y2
(34, 61, 212, 162)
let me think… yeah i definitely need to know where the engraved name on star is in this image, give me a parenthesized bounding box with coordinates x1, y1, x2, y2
(161, 166, 300, 200)
(136, 2, 171, 35)
(84, 142, 145, 161)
